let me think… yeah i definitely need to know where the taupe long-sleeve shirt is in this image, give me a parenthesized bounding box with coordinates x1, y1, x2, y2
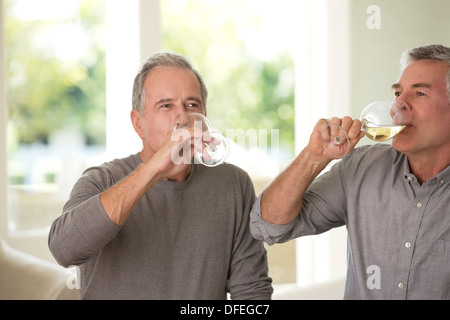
(49, 153, 272, 300)
(251, 144, 450, 299)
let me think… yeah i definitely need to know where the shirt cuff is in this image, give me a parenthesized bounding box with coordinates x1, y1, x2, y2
(249, 195, 296, 245)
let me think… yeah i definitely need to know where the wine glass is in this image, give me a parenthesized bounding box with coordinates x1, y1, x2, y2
(171, 112, 230, 167)
(321, 99, 412, 158)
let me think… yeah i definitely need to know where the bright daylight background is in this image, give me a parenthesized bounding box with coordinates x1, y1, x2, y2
(1, 0, 449, 298)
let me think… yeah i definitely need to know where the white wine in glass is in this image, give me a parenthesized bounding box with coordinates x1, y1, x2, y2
(364, 123, 406, 142)
(322, 99, 412, 158)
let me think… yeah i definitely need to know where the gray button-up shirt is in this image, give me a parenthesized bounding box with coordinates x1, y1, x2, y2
(250, 144, 450, 299)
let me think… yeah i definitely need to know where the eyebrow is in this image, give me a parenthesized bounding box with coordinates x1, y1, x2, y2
(155, 97, 203, 105)
(156, 98, 173, 105)
(391, 83, 432, 89)
(186, 97, 203, 104)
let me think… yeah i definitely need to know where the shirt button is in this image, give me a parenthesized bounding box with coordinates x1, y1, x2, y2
(407, 177, 413, 181)
(440, 180, 444, 184)
(417, 202, 423, 208)
(405, 242, 411, 248)
(398, 282, 404, 289)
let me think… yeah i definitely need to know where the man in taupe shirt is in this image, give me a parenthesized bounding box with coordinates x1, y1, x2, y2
(250, 44, 450, 299)
(48, 52, 272, 299)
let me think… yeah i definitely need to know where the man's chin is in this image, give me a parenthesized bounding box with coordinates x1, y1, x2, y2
(392, 137, 410, 153)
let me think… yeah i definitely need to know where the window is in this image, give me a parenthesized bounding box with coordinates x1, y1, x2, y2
(159, 0, 354, 289)
(4, 0, 106, 234)
(2, 0, 348, 291)
(161, 0, 299, 285)
(161, 0, 297, 175)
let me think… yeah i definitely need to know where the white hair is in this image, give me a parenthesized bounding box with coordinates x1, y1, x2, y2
(400, 44, 450, 99)
(132, 51, 208, 114)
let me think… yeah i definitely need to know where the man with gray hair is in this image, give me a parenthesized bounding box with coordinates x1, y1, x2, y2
(250, 44, 450, 299)
(48, 51, 273, 300)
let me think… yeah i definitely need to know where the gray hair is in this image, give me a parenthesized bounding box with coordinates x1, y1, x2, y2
(132, 51, 208, 114)
(400, 44, 450, 99)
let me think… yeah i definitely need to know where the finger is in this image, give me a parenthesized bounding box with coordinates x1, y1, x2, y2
(335, 116, 363, 141)
(201, 145, 212, 161)
(320, 121, 332, 141)
(315, 118, 330, 130)
(348, 119, 364, 140)
(171, 128, 198, 165)
(339, 116, 353, 129)
(170, 138, 192, 165)
(326, 117, 339, 137)
(171, 127, 192, 143)
(201, 131, 212, 143)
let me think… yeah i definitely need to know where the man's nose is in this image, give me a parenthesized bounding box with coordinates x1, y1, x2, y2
(172, 105, 185, 120)
(172, 107, 189, 129)
(397, 90, 414, 106)
(391, 99, 412, 125)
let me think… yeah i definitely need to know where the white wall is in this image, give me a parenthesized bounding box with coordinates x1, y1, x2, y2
(290, 0, 450, 290)
(1, 0, 8, 240)
(350, 0, 450, 118)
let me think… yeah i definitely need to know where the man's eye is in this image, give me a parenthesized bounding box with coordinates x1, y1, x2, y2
(417, 92, 426, 96)
(394, 91, 402, 97)
(187, 103, 199, 108)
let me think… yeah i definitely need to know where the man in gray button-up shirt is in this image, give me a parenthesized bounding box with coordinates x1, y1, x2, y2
(250, 44, 450, 299)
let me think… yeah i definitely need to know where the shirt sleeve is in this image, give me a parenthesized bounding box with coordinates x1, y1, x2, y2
(250, 161, 348, 246)
(249, 195, 297, 246)
(48, 167, 122, 267)
(226, 170, 274, 300)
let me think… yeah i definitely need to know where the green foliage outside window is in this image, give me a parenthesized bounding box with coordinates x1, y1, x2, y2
(5, 0, 106, 147)
(161, 0, 295, 157)
(5, 0, 294, 158)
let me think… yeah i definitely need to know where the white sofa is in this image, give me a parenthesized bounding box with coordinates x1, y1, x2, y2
(273, 277, 346, 300)
(0, 237, 79, 300)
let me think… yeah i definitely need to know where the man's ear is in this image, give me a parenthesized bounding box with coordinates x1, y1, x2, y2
(131, 109, 145, 139)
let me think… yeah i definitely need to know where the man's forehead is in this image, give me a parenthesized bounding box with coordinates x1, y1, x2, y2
(393, 59, 448, 88)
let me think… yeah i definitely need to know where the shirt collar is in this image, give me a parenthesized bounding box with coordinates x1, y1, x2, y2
(403, 156, 450, 186)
